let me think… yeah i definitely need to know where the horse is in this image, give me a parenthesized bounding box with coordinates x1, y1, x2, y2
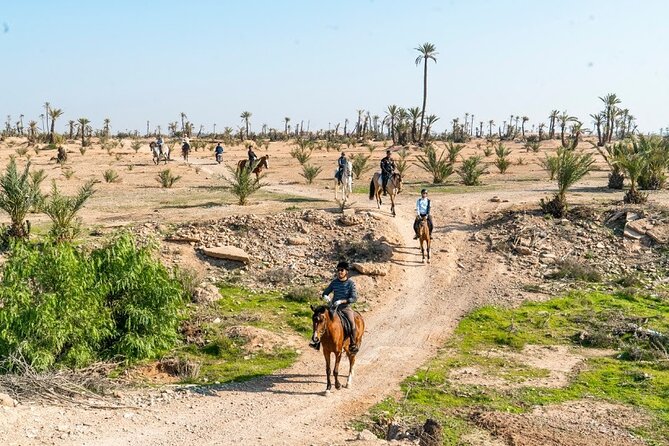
(334, 160, 353, 203)
(236, 155, 270, 179)
(181, 143, 190, 162)
(310, 304, 365, 394)
(418, 215, 431, 263)
(150, 141, 169, 165)
(369, 172, 403, 217)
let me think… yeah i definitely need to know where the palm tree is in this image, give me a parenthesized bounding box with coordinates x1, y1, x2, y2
(385, 105, 399, 143)
(521, 116, 529, 138)
(48, 108, 63, 144)
(28, 121, 38, 142)
(415, 42, 438, 143)
(0, 160, 44, 238)
(488, 120, 495, 137)
(590, 113, 605, 146)
(548, 110, 559, 139)
(599, 93, 621, 143)
(240, 111, 252, 139)
(541, 147, 594, 217)
(44, 102, 50, 136)
(355, 109, 364, 137)
(67, 120, 75, 140)
(103, 118, 111, 137)
(408, 107, 421, 143)
(180, 112, 187, 134)
(284, 117, 290, 135)
(424, 115, 439, 140)
(558, 111, 576, 147)
(77, 117, 90, 146)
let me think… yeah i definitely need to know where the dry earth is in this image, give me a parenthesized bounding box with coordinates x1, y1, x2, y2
(0, 137, 666, 445)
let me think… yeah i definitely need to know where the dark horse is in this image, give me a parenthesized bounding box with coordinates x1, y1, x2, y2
(236, 155, 270, 179)
(369, 172, 403, 217)
(310, 305, 365, 394)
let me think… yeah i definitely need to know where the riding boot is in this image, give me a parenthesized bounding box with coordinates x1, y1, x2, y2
(348, 327, 359, 353)
(413, 232, 419, 240)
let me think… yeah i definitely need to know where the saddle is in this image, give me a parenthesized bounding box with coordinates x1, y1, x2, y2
(334, 308, 354, 339)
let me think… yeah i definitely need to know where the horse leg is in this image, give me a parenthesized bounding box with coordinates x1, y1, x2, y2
(391, 196, 396, 217)
(421, 240, 425, 263)
(344, 352, 356, 389)
(324, 351, 332, 394)
(333, 352, 343, 390)
(427, 240, 431, 263)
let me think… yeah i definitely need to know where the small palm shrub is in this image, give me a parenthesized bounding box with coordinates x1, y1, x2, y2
(351, 153, 372, 179)
(634, 135, 668, 190)
(62, 167, 75, 180)
(494, 143, 512, 173)
(40, 180, 96, 242)
(79, 146, 87, 155)
(540, 147, 594, 217)
(15, 147, 28, 157)
(525, 141, 541, 153)
(458, 155, 486, 186)
(156, 169, 182, 188)
(290, 140, 313, 165)
(395, 149, 410, 177)
(103, 169, 120, 183)
(415, 144, 453, 184)
(115, 153, 123, 161)
(131, 140, 142, 153)
(0, 160, 44, 239)
(483, 146, 493, 157)
(446, 142, 464, 164)
(226, 165, 265, 205)
(615, 151, 647, 204)
(300, 164, 322, 184)
(540, 154, 559, 180)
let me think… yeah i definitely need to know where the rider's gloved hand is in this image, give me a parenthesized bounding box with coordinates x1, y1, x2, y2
(322, 295, 331, 303)
(333, 300, 345, 307)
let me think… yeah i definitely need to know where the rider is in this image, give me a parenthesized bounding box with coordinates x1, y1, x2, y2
(181, 138, 191, 155)
(156, 135, 164, 155)
(336, 152, 347, 185)
(380, 149, 395, 196)
(214, 142, 224, 163)
(247, 144, 257, 170)
(310, 260, 359, 353)
(413, 188, 434, 239)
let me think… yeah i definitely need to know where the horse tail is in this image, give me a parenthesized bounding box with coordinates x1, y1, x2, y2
(369, 178, 375, 200)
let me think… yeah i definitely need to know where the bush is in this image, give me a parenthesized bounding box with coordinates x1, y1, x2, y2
(414, 144, 453, 184)
(103, 169, 120, 183)
(300, 163, 322, 184)
(0, 233, 186, 371)
(0, 160, 44, 239)
(446, 142, 464, 164)
(40, 180, 95, 242)
(130, 140, 142, 153)
(458, 155, 486, 186)
(494, 143, 512, 174)
(156, 169, 182, 188)
(351, 153, 372, 180)
(290, 140, 313, 165)
(284, 286, 319, 303)
(225, 164, 265, 205)
(548, 258, 602, 282)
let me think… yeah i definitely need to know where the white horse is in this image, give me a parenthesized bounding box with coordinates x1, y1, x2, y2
(334, 160, 353, 202)
(150, 141, 170, 165)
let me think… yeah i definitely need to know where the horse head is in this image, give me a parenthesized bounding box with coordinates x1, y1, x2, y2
(261, 155, 270, 169)
(310, 304, 328, 344)
(395, 173, 403, 193)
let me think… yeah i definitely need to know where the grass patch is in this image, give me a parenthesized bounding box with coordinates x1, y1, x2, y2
(175, 285, 319, 385)
(359, 289, 669, 444)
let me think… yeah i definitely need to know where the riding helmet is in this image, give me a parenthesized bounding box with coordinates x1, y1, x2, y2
(336, 260, 349, 271)
(421, 189, 428, 194)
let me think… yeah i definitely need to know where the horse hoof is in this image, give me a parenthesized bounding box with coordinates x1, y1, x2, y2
(324, 389, 331, 396)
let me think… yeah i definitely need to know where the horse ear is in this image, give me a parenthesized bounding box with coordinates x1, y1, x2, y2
(310, 304, 315, 312)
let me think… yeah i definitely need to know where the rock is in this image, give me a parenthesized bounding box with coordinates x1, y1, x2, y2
(490, 196, 501, 202)
(0, 392, 17, 407)
(515, 246, 532, 256)
(351, 262, 387, 276)
(627, 218, 652, 234)
(356, 430, 378, 442)
(202, 246, 251, 263)
(340, 214, 362, 226)
(623, 223, 645, 240)
(286, 236, 309, 246)
(193, 283, 221, 303)
(647, 228, 669, 244)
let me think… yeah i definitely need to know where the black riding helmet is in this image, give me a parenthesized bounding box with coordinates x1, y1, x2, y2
(336, 260, 349, 271)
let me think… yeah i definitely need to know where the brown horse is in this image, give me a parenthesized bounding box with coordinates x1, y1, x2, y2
(418, 215, 431, 263)
(310, 305, 365, 394)
(369, 172, 402, 217)
(237, 155, 270, 179)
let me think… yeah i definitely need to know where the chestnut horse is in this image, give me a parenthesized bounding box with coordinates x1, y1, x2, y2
(236, 155, 270, 179)
(310, 305, 365, 394)
(369, 172, 402, 217)
(418, 215, 431, 263)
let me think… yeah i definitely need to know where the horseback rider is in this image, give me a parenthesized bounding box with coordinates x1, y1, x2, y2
(215, 142, 224, 163)
(247, 144, 257, 170)
(310, 260, 359, 353)
(336, 152, 347, 185)
(413, 188, 434, 239)
(181, 138, 191, 155)
(156, 136, 164, 155)
(380, 149, 395, 196)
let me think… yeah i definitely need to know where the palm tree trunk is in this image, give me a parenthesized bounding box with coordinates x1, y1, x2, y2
(418, 59, 428, 143)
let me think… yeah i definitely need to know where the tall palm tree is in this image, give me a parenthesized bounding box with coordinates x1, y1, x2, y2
(408, 107, 421, 143)
(28, 121, 38, 142)
(424, 115, 439, 140)
(240, 111, 252, 139)
(521, 116, 529, 138)
(44, 102, 50, 136)
(68, 120, 75, 140)
(284, 117, 290, 135)
(415, 42, 438, 143)
(590, 113, 605, 146)
(558, 111, 576, 147)
(48, 108, 63, 144)
(488, 120, 495, 137)
(355, 109, 364, 137)
(103, 118, 111, 137)
(77, 117, 90, 146)
(599, 93, 620, 143)
(385, 105, 399, 143)
(180, 112, 187, 134)
(548, 110, 559, 139)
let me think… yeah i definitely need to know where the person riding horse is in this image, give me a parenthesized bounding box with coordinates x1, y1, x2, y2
(413, 188, 434, 239)
(310, 261, 359, 353)
(247, 144, 257, 170)
(336, 152, 347, 185)
(156, 136, 164, 155)
(215, 142, 224, 163)
(181, 138, 191, 158)
(380, 150, 396, 196)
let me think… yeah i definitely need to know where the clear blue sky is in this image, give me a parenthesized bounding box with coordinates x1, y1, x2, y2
(1, 0, 667, 134)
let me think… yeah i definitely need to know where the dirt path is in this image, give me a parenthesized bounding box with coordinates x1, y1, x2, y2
(1, 184, 513, 446)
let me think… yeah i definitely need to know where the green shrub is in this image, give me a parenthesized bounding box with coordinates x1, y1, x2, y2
(156, 169, 182, 188)
(0, 160, 44, 239)
(284, 286, 319, 303)
(415, 144, 453, 184)
(225, 164, 266, 205)
(351, 153, 372, 180)
(40, 180, 95, 242)
(103, 169, 120, 183)
(458, 155, 486, 186)
(300, 163, 322, 184)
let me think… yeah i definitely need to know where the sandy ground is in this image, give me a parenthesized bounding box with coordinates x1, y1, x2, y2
(0, 137, 664, 445)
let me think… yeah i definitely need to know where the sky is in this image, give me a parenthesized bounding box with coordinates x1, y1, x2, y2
(1, 0, 668, 135)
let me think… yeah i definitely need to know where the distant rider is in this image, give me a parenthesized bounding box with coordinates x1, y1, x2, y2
(413, 188, 434, 239)
(156, 136, 164, 155)
(247, 144, 257, 170)
(336, 152, 347, 185)
(310, 261, 359, 353)
(380, 149, 395, 196)
(215, 142, 224, 163)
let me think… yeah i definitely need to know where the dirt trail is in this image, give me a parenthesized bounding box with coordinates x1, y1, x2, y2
(1, 186, 508, 446)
